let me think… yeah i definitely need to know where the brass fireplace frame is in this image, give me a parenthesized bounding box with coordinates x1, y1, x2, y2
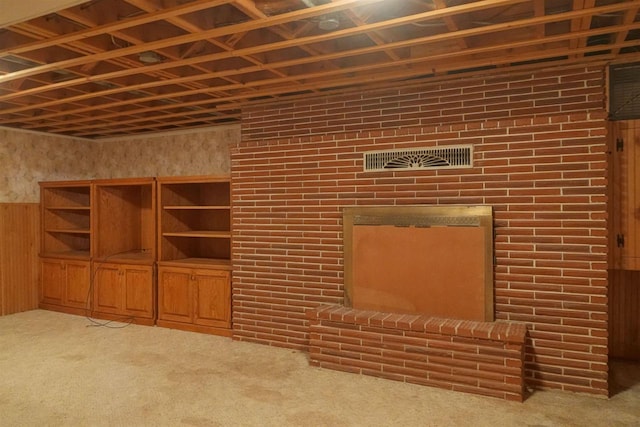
(343, 205, 495, 321)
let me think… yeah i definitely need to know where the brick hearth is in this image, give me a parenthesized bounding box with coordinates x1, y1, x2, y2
(307, 305, 528, 401)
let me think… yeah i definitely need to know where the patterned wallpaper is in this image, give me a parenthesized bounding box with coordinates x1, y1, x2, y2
(0, 125, 238, 203)
(93, 125, 236, 179)
(0, 129, 95, 202)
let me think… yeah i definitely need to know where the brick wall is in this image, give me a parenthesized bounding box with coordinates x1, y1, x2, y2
(242, 66, 604, 141)
(232, 65, 609, 396)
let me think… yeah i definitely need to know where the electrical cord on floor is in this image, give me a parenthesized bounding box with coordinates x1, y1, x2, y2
(85, 249, 146, 329)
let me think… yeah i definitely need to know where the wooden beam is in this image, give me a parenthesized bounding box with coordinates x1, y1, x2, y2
(2, 0, 627, 107)
(534, 0, 545, 39)
(434, 0, 467, 51)
(12, 22, 640, 131)
(1, 0, 636, 112)
(119, 0, 251, 90)
(3, 0, 640, 139)
(569, 0, 596, 58)
(232, 0, 341, 75)
(0, 0, 235, 56)
(0, 0, 390, 84)
(340, 8, 401, 61)
(613, 7, 640, 55)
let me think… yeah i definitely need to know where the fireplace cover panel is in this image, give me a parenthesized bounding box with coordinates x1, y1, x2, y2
(343, 206, 494, 321)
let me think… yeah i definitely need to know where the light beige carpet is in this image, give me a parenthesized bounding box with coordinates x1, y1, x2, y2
(0, 310, 638, 426)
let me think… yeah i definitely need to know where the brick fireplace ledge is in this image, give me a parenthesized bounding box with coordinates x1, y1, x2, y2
(306, 305, 529, 402)
(308, 305, 527, 343)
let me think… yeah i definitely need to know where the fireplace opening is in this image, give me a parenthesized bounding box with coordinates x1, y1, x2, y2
(343, 205, 494, 322)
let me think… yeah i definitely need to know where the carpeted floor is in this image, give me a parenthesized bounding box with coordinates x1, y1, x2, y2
(1, 310, 638, 426)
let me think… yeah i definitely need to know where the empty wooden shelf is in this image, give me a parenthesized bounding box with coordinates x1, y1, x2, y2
(90, 177, 157, 324)
(156, 175, 232, 336)
(39, 181, 93, 315)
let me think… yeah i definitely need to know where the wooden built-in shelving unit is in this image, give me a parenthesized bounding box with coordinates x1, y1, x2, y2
(41, 182, 92, 259)
(91, 178, 157, 324)
(158, 178, 231, 265)
(39, 181, 93, 315)
(38, 175, 232, 336)
(156, 176, 232, 336)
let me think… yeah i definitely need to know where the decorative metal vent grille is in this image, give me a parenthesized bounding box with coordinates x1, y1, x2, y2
(610, 61, 640, 120)
(363, 145, 473, 172)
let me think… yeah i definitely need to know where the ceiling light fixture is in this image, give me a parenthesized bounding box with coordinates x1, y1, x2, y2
(138, 51, 162, 64)
(318, 17, 340, 31)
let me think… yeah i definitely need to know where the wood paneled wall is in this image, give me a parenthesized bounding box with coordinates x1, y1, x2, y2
(610, 269, 640, 359)
(0, 204, 39, 316)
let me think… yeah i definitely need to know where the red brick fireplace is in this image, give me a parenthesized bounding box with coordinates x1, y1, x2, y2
(231, 63, 609, 398)
(305, 205, 528, 401)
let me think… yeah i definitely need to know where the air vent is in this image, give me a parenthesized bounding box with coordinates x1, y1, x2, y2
(610, 61, 640, 120)
(363, 145, 473, 172)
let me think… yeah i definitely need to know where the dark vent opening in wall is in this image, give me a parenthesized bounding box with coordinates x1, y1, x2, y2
(610, 62, 640, 120)
(364, 145, 473, 172)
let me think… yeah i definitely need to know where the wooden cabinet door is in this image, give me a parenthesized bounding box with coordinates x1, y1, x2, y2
(193, 269, 231, 327)
(122, 265, 154, 318)
(610, 119, 640, 270)
(40, 259, 64, 305)
(93, 263, 122, 314)
(158, 267, 193, 323)
(609, 269, 640, 358)
(64, 260, 90, 308)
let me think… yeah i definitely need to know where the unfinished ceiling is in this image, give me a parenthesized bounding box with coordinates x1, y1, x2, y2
(1, 0, 640, 139)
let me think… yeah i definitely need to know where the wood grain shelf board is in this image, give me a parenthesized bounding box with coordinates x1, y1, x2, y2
(46, 206, 91, 211)
(40, 250, 90, 259)
(159, 258, 232, 269)
(45, 228, 91, 234)
(162, 231, 231, 238)
(163, 205, 230, 210)
(94, 252, 155, 264)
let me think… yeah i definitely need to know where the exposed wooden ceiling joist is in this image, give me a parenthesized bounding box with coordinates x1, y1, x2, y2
(1, 0, 639, 139)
